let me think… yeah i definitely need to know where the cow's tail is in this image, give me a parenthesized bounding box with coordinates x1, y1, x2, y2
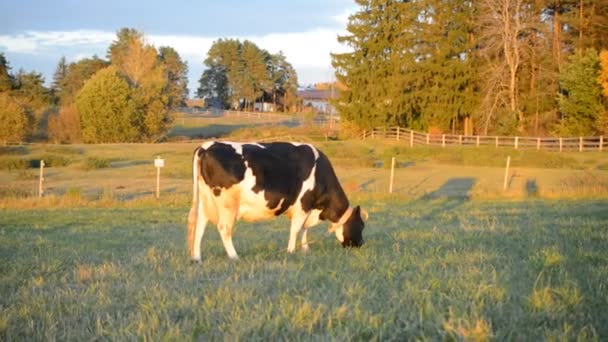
(187, 146, 203, 257)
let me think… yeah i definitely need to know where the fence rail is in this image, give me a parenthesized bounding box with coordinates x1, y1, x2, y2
(362, 127, 606, 152)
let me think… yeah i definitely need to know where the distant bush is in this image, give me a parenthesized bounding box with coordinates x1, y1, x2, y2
(30, 154, 71, 168)
(82, 157, 111, 170)
(0, 146, 29, 155)
(0, 186, 31, 198)
(0, 158, 29, 170)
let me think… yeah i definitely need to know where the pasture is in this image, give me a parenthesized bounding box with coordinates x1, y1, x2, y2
(1, 113, 608, 339)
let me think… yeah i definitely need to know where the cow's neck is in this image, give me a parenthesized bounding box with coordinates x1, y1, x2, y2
(320, 188, 350, 224)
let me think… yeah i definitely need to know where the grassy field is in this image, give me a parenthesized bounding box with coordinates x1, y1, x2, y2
(1, 200, 607, 340)
(1, 115, 608, 339)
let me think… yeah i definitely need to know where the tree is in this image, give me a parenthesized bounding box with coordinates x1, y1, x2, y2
(13, 70, 53, 139)
(332, 0, 410, 128)
(107, 28, 144, 68)
(52, 56, 68, 100)
(198, 39, 291, 111)
(58, 56, 108, 104)
(47, 105, 81, 143)
(107, 28, 172, 140)
(269, 52, 298, 111)
(0, 92, 28, 143)
(556, 49, 603, 135)
(599, 49, 608, 96)
(158, 46, 189, 109)
(0, 52, 15, 92)
(197, 64, 229, 108)
(76, 66, 138, 143)
(332, 0, 478, 130)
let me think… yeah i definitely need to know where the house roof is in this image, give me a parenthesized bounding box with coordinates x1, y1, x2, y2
(297, 89, 335, 101)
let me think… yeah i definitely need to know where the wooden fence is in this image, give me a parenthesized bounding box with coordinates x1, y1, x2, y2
(362, 127, 606, 152)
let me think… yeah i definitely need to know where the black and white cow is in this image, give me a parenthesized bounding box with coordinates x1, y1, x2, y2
(187, 141, 367, 260)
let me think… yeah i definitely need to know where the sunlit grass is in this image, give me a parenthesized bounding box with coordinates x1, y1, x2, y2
(1, 200, 607, 339)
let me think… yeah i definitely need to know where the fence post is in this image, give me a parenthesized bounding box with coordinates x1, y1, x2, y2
(396, 127, 400, 140)
(442, 134, 446, 148)
(459, 135, 462, 145)
(503, 156, 511, 191)
(389, 157, 396, 193)
(476, 135, 480, 147)
(601, 136, 604, 152)
(579, 137, 583, 152)
(515, 136, 519, 149)
(559, 137, 563, 152)
(410, 130, 414, 147)
(155, 156, 165, 199)
(426, 133, 430, 145)
(495, 136, 499, 148)
(38, 160, 45, 198)
(537, 137, 541, 150)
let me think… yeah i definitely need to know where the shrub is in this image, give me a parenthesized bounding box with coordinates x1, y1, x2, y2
(82, 157, 111, 170)
(0, 158, 29, 170)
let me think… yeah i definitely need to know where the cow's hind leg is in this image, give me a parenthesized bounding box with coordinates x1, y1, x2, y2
(189, 200, 208, 262)
(218, 221, 238, 260)
(217, 196, 239, 260)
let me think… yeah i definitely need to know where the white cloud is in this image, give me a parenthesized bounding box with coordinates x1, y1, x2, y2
(0, 30, 113, 54)
(0, 24, 355, 88)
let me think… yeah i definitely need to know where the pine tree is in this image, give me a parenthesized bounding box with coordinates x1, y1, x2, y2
(52, 56, 68, 98)
(158, 46, 189, 109)
(199, 39, 287, 111)
(0, 53, 15, 92)
(197, 64, 229, 109)
(556, 49, 603, 135)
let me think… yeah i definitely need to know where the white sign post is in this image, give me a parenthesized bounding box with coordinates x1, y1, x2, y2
(155, 156, 165, 199)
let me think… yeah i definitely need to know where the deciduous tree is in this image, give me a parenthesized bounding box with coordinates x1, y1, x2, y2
(76, 66, 137, 143)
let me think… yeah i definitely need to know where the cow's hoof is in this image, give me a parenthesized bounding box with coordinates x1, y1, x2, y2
(190, 259, 202, 265)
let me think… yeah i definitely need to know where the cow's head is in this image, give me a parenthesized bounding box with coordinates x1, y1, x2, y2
(330, 206, 368, 248)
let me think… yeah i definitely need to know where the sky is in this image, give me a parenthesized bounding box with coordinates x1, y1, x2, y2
(0, 0, 356, 96)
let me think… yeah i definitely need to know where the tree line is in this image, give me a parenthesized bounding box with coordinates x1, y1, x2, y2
(0, 28, 188, 144)
(332, 0, 608, 136)
(196, 39, 299, 112)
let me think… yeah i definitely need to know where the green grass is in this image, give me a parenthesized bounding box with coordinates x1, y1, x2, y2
(1, 200, 607, 340)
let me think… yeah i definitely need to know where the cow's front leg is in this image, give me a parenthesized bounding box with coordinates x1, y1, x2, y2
(288, 213, 309, 253)
(300, 228, 310, 252)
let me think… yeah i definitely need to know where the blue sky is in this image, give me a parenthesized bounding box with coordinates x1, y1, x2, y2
(0, 0, 356, 95)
